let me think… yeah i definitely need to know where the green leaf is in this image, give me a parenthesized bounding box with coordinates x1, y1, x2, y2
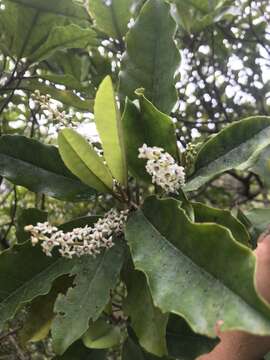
(18, 276, 72, 345)
(166, 314, 219, 359)
(2, 0, 90, 60)
(52, 241, 124, 355)
(0, 242, 74, 328)
(172, 189, 194, 221)
(82, 318, 121, 349)
(58, 129, 114, 193)
(59, 216, 100, 233)
(16, 208, 48, 243)
(94, 76, 127, 186)
(119, 0, 180, 114)
(185, 116, 270, 192)
(30, 24, 98, 62)
(0, 135, 94, 201)
(122, 96, 178, 182)
(252, 144, 270, 188)
(192, 202, 250, 246)
(21, 79, 94, 111)
(122, 338, 168, 360)
(6, 0, 90, 20)
(245, 208, 270, 235)
(89, 0, 133, 39)
(124, 269, 168, 357)
(126, 196, 270, 338)
(171, 0, 239, 33)
(53, 340, 106, 360)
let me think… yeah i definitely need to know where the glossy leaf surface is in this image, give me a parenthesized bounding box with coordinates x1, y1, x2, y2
(94, 76, 127, 186)
(119, 0, 180, 114)
(52, 241, 124, 354)
(185, 116, 270, 191)
(126, 196, 270, 338)
(58, 129, 114, 193)
(0, 135, 94, 201)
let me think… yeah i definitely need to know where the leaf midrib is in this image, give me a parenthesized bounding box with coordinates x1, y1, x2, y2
(138, 211, 270, 327)
(7, 0, 89, 21)
(31, 26, 96, 61)
(0, 152, 82, 184)
(0, 257, 69, 319)
(61, 134, 112, 192)
(195, 123, 270, 172)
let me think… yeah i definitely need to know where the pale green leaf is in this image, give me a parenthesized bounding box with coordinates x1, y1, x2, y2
(58, 129, 114, 193)
(94, 76, 127, 186)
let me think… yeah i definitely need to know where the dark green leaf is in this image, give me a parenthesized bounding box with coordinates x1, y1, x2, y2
(192, 202, 250, 246)
(30, 24, 97, 62)
(166, 314, 218, 360)
(82, 318, 121, 349)
(89, 0, 133, 39)
(0, 242, 74, 328)
(18, 276, 72, 345)
(122, 96, 178, 182)
(252, 144, 270, 188)
(126, 196, 270, 338)
(119, 0, 180, 114)
(245, 208, 270, 235)
(21, 79, 94, 111)
(52, 241, 124, 354)
(16, 208, 48, 244)
(6, 0, 89, 20)
(185, 116, 270, 192)
(0, 135, 94, 201)
(53, 340, 106, 360)
(59, 216, 99, 233)
(124, 269, 168, 356)
(122, 338, 169, 360)
(1, 0, 90, 59)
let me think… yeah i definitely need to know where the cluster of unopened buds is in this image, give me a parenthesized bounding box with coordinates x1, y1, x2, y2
(138, 144, 185, 194)
(183, 142, 199, 170)
(25, 209, 129, 259)
(32, 90, 71, 127)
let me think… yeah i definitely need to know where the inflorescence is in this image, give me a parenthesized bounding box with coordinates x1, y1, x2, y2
(138, 144, 185, 194)
(32, 90, 72, 128)
(25, 209, 129, 259)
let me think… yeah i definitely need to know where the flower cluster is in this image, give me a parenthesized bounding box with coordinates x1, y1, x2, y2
(32, 90, 71, 127)
(25, 209, 129, 259)
(138, 144, 185, 194)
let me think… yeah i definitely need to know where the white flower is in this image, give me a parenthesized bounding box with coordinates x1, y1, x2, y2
(138, 144, 185, 194)
(25, 209, 129, 259)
